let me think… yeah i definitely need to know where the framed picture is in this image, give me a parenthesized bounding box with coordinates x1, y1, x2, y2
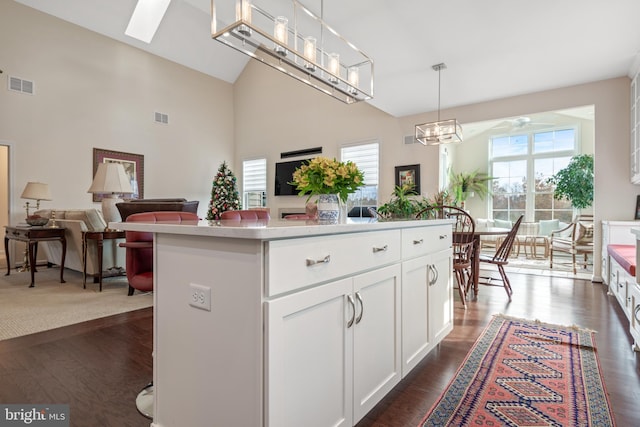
(635, 195, 640, 220)
(92, 148, 144, 202)
(395, 164, 421, 194)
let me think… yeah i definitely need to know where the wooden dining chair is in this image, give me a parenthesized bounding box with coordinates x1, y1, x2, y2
(416, 205, 474, 308)
(473, 215, 523, 301)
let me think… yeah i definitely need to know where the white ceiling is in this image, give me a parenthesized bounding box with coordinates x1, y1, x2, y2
(14, 0, 640, 118)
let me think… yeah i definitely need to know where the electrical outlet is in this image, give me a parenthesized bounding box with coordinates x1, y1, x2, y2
(188, 283, 211, 311)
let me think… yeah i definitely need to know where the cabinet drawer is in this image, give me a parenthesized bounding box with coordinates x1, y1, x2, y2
(401, 225, 451, 259)
(266, 230, 401, 297)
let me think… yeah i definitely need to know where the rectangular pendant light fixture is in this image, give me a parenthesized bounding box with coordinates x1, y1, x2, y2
(211, 0, 374, 104)
(415, 63, 463, 145)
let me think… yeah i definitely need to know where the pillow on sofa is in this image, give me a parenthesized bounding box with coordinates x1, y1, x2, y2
(494, 219, 512, 229)
(576, 222, 594, 243)
(538, 219, 560, 236)
(475, 218, 494, 231)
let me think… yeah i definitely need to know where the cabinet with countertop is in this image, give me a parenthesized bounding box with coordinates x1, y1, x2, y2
(117, 218, 453, 427)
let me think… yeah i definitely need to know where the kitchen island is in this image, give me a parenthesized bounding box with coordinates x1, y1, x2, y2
(116, 217, 454, 427)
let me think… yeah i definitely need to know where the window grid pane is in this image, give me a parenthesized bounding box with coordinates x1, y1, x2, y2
(490, 127, 577, 222)
(243, 158, 267, 208)
(341, 142, 379, 217)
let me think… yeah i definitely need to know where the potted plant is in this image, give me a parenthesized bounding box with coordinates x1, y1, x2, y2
(448, 169, 494, 206)
(377, 183, 433, 220)
(546, 154, 594, 209)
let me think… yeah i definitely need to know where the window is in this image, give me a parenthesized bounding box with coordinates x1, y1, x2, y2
(341, 141, 379, 217)
(242, 158, 266, 208)
(490, 129, 576, 223)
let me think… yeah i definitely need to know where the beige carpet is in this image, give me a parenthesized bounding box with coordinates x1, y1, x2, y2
(0, 266, 152, 341)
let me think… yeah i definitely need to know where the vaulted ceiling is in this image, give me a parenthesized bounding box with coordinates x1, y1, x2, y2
(14, 0, 640, 117)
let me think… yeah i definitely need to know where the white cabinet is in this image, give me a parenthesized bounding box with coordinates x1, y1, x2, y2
(601, 221, 638, 286)
(132, 219, 454, 427)
(266, 264, 401, 427)
(401, 249, 453, 377)
(631, 73, 640, 184)
(400, 224, 453, 377)
(629, 282, 640, 351)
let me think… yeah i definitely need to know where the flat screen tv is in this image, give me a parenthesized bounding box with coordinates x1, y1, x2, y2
(274, 159, 310, 196)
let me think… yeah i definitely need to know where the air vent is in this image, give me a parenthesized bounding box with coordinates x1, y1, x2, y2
(8, 76, 34, 95)
(404, 135, 417, 145)
(154, 112, 169, 124)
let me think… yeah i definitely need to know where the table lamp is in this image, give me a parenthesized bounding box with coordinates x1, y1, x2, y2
(88, 163, 133, 229)
(21, 182, 52, 225)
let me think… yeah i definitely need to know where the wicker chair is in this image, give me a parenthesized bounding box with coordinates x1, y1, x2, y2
(549, 215, 594, 274)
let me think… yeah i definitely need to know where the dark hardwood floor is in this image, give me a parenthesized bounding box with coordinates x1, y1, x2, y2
(0, 273, 638, 427)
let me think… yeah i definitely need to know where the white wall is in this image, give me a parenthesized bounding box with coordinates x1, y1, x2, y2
(0, 1, 235, 222)
(3, 1, 635, 280)
(235, 64, 634, 279)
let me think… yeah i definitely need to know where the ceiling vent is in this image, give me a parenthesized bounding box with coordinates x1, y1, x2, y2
(8, 76, 34, 95)
(404, 135, 418, 145)
(154, 112, 168, 124)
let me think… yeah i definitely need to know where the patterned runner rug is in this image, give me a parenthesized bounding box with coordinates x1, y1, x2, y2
(420, 314, 616, 427)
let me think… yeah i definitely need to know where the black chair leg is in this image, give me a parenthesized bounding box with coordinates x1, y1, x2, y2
(128, 285, 135, 296)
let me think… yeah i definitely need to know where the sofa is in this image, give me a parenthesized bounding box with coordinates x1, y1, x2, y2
(34, 208, 125, 278)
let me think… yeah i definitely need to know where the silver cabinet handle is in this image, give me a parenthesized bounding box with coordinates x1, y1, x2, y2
(413, 239, 424, 245)
(635, 305, 640, 323)
(347, 294, 356, 328)
(372, 245, 388, 253)
(355, 292, 364, 324)
(439, 234, 447, 240)
(306, 255, 330, 266)
(428, 264, 439, 286)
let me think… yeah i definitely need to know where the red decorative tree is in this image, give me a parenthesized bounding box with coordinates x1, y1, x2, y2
(207, 161, 241, 220)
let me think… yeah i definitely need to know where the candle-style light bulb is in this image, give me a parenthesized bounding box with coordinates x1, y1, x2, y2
(348, 67, 359, 94)
(236, 0, 252, 36)
(328, 53, 340, 84)
(303, 36, 317, 71)
(274, 16, 288, 56)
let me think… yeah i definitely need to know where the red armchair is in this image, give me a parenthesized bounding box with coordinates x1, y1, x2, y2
(119, 211, 199, 295)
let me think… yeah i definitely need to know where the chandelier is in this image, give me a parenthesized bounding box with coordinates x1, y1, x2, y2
(211, 0, 373, 104)
(415, 63, 463, 145)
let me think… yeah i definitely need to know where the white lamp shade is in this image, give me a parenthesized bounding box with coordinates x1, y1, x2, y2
(88, 163, 134, 195)
(21, 182, 52, 201)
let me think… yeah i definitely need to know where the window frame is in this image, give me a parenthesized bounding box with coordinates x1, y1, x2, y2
(489, 125, 580, 222)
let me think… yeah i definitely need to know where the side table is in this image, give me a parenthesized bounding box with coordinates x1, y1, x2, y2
(82, 230, 126, 291)
(4, 225, 66, 287)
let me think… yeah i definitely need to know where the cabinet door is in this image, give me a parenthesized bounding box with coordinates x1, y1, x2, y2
(352, 264, 401, 423)
(401, 255, 430, 377)
(266, 278, 353, 427)
(428, 248, 454, 345)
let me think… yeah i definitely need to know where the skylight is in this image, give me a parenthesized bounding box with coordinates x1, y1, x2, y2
(125, 0, 171, 43)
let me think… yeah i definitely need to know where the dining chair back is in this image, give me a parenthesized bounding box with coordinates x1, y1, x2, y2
(476, 215, 524, 300)
(416, 205, 474, 308)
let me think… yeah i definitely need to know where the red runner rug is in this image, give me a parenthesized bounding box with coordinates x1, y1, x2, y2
(420, 314, 616, 426)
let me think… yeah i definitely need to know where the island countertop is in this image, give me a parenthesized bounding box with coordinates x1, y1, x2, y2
(111, 217, 454, 240)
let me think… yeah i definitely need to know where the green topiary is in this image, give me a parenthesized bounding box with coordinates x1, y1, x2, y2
(546, 154, 594, 209)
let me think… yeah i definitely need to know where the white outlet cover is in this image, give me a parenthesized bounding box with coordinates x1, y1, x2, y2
(189, 283, 211, 311)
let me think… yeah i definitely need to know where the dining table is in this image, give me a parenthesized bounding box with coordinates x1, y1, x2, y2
(469, 227, 511, 295)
